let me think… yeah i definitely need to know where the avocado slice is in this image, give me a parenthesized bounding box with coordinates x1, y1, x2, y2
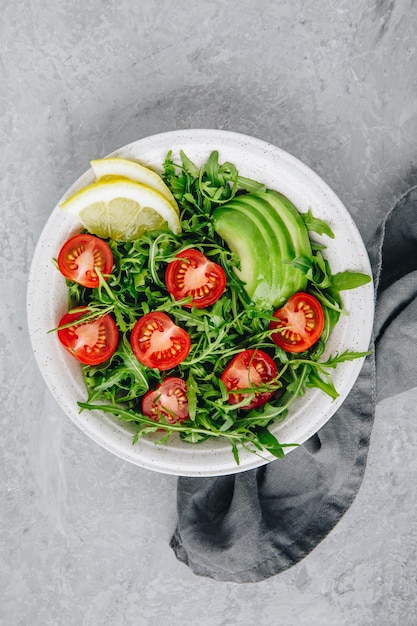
(213, 191, 312, 309)
(212, 200, 276, 307)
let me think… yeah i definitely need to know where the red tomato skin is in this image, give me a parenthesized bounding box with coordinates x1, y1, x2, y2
(220, 349, 278, 410)
(130, 312, 191, 371)
(165, 248, 226, 308)
(57, 234, 113, 288)
(57, 308, 119, 365)
(269, 292, 325, 353)
(142, 377, 189, 424)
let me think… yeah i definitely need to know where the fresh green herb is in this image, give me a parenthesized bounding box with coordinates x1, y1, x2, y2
(301, 208, 335, 239)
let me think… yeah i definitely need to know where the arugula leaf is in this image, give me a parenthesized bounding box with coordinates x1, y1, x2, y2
(186, 370, 198, 421)
(180, 150, 200, 179)
(331, 271, 372, 291)
(301, 208, 335, 238)
(320, 349, 372, 366)
(254, 427, 286, 459)
(236, 176, 266, 194)
(305, 369, 339, 400)
(290, 253, 333, 289)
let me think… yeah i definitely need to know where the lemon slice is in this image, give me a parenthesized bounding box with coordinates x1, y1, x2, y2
(60, 177, 181, 240)
(90, 157, 179, 214)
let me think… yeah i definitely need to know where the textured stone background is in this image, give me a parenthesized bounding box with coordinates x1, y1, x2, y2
(1, 1, 417, 624)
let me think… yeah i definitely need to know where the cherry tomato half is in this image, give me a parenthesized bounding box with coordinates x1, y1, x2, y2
(165, 248, 226, 308)
(57, 308, 119, 365)
(57, 234, 113, 288)
(220, 349, 278, 410)
(130, 312, 191, 371)
(269, 292, 325, 353)
(142, 377, 189, 424)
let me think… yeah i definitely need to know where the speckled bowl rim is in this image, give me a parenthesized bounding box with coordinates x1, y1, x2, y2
(27, 129, 374, 476)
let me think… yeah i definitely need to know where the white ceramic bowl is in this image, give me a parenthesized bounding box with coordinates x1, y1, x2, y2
(27, 129, 374, 476)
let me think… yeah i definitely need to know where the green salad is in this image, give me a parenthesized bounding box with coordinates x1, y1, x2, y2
(53, 150, 371, 464)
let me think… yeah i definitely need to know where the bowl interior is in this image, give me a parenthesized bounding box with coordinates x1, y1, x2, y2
(27, 129, 374, 476)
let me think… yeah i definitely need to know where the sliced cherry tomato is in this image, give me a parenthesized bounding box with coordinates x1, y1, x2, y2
(269, 292, 325, 353)
(130, 312, 191, 371)
(165, 248, 226, 308)
(220, 349, 278, 410)
(142, 377, 189, 424)
(57, 234, 113, 288)
(57, 308, 119, 365)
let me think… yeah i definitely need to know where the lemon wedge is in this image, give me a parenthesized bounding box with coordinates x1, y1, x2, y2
(90, 157, 179, 214)
(60, 176, 181, 240)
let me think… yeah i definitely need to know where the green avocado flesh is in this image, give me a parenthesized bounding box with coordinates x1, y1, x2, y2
(213, 190, 312, 309)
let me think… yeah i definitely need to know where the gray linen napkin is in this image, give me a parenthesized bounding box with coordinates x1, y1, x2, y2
(170, 186, 417, 582)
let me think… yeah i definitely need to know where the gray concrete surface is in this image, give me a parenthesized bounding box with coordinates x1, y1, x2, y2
(1, 1, 416, 624)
